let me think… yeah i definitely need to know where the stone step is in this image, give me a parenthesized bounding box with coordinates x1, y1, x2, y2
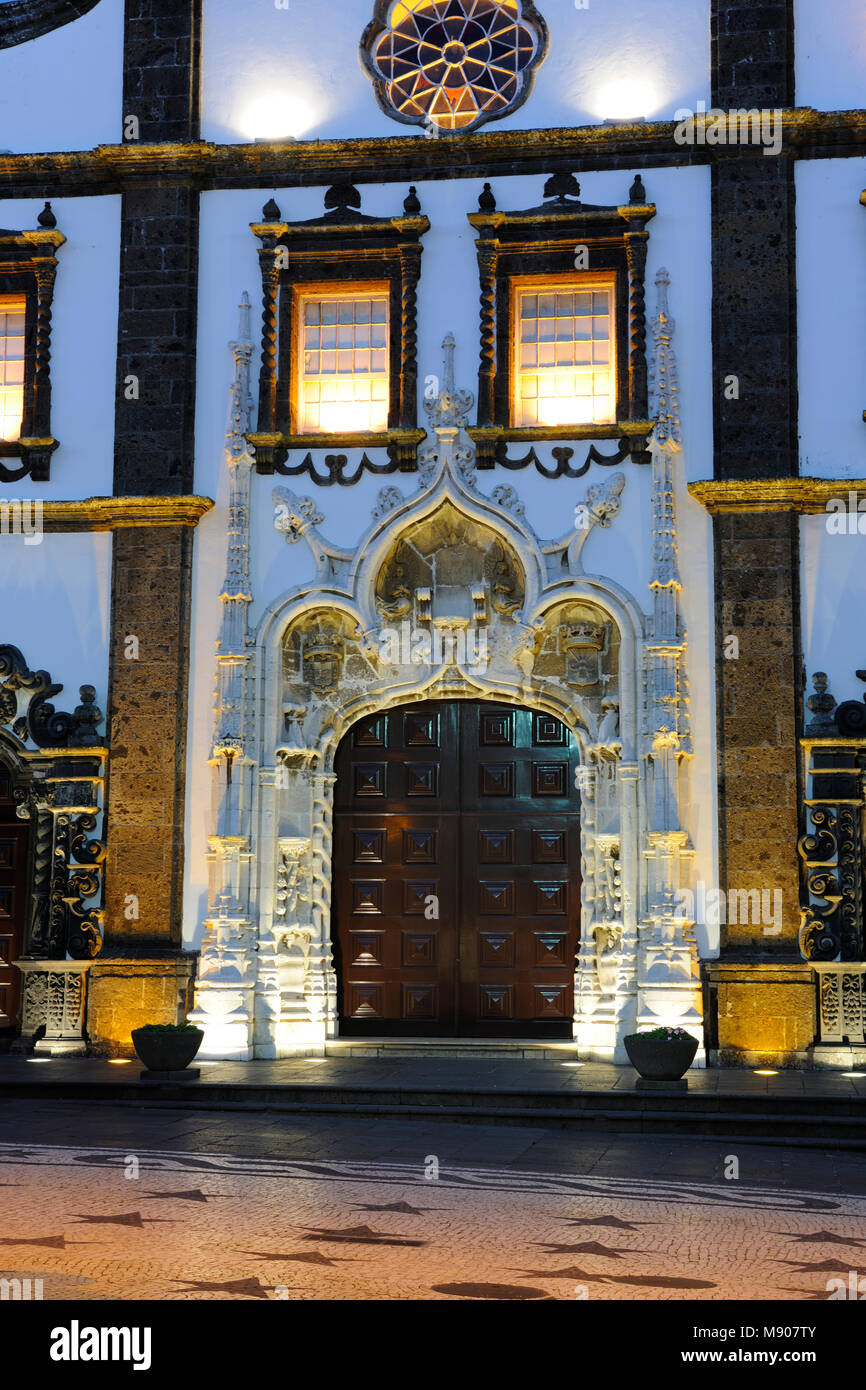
(323, 1038, 581, 1060)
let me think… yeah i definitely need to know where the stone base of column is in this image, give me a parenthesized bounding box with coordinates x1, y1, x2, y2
(86, 950, 198, 1057)
(704, 959, 816, 1067)
(13, 960, 91, 1055)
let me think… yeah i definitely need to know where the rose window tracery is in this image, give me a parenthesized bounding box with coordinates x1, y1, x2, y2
(364, 0, 547, 134)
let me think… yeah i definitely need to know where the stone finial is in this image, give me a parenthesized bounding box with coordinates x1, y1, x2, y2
(805, 671, 837, 735)
(478, 182, 496, 213)
(423, 333, 474, 430)
(629, 174, 646, 204)
(237, 289, 251, 342)
(324, 182, 361, 212)
(262, 197, 281, 221)
(37, 200, 56, 228)
(68, 685, 103, 746)
(403, 185, 421, 214)
(543, 171, 580, 202)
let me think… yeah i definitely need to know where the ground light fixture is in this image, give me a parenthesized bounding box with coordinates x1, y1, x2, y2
(753, 1069, 779, 1075)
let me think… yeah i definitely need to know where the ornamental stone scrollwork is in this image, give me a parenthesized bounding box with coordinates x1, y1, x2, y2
(799, 665, 866, 981)
(0, 646, 104, 749)
(49, 813, 106, 960)
(0, 643, 106, 969)
(274, 837, 311, 932)
(371, 486, 404, 521)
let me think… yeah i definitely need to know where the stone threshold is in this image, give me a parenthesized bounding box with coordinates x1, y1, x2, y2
(324, 1038, 582, 1060)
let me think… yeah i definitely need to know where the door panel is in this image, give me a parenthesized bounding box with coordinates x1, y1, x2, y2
(333, 701, 581, 1037)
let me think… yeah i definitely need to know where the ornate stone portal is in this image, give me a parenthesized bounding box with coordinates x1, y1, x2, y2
(191, 283, 702, 1062)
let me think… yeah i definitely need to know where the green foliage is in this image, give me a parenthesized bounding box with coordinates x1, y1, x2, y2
(624, 1027, 698, 1043)
(134, 1022, 201, 1033)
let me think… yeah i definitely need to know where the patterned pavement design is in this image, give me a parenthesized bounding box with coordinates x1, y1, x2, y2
(1, 1141, 865, 1300)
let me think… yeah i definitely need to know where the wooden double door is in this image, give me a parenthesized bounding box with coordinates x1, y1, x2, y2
(333, 701, 581, 1037)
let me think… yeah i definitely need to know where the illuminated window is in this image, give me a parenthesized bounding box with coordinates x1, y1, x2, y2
(366, 0, 546, 134)
(512, 277, 615, 427)
(0, 297, 26, 441)
(297, 287, 390, 433)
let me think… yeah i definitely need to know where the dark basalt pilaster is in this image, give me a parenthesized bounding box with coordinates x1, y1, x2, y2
(708, 2, 807, 1064)
(100, 3, 203, 1035)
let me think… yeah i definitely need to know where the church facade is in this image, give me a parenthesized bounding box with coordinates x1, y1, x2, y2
(0, 0, 864, 1068)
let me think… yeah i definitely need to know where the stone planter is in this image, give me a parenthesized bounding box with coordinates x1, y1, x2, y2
(131, 1028, 203, 1078)
(624, 1033, 698, 1082)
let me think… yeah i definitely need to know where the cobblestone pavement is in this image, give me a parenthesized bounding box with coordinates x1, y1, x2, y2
(0, 1102, 864, 1301)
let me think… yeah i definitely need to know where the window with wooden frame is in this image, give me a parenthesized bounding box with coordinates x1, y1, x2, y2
(467, 172, 655, 466)
(294, 283, 390, 434)
(0, 204, 65, 484)
(510, 273, 616, 428)
(249, 184, 428, 473)
(0, 296, 26, 442)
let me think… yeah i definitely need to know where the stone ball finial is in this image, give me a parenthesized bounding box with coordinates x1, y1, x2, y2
(37, 201, 56, 228)
(478, 182, 496, 212)
(805, 671, 837, 736)
(403, 185, 421, 214)
(262, 197, 281, 221)
(629, 174, 647, 204)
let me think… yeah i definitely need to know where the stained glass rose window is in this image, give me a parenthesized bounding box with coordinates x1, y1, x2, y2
(363, 0, 547, 134)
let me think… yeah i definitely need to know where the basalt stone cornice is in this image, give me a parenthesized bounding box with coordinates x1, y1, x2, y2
(0, 110, 865, 197)
(690, 478, 866, 514)
(29, 495, 214, 532)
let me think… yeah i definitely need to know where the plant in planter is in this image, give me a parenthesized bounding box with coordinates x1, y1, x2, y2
(131, 1022, 204, 1079)
(623, 1026, 699, 1082)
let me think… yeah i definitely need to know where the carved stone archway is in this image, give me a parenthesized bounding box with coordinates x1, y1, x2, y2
(192, 305, 703, 1063)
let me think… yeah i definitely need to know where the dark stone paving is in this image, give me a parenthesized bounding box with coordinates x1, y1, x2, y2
(1, 1098, 865, 1195)
(1, 1054, 864, 1097)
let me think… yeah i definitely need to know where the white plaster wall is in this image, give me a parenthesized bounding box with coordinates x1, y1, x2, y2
(0, 531, 111, 710)
(795, 0, 866, 114)
(201, 0, 710, 143)
(184, 164, 716, 945)
(0, 0, 123, 154)
(801, 513, 866, 710)
(796, 159, 866, 480)
(0, 195, 121, 501)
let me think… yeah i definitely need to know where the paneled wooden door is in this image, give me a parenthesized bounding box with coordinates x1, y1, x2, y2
(0, 771, 29, 1033)
(332, 701, 581, 1037)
